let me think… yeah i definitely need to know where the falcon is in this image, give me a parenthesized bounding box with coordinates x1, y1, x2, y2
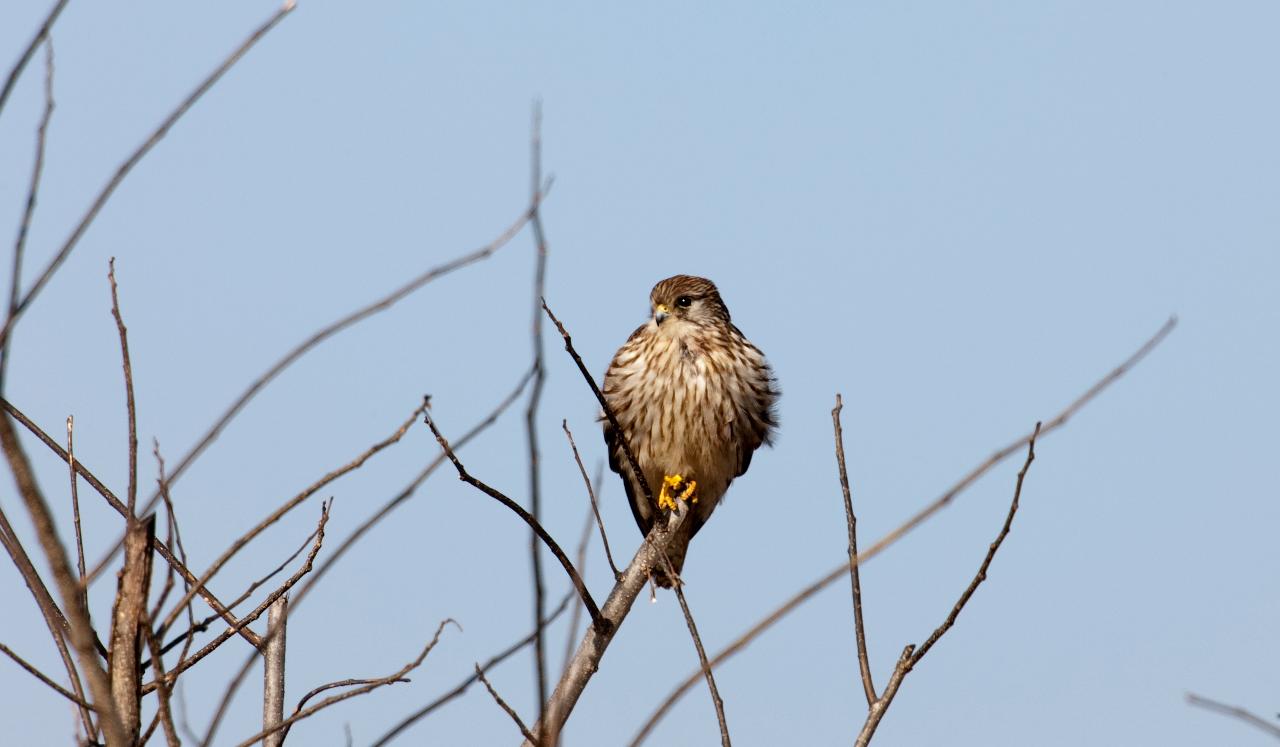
(602, 275, 779, 587)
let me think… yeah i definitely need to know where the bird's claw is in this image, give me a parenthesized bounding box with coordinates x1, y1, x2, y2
(658, 474, 697, 511)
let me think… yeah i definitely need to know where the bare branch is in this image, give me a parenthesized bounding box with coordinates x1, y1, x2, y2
(155, 400, 426, 637)
(563, 421, 619, 578)
(0, 413, 126, 744)
(423, 407, 603, 629)
(231, 619, 459, 747)
(107, 259, 138, 517)
(0, 0, 67, 120)
(1, 34, 55, 390)
(0, 505, 93, 736)
(630, 316, 1177, 745)
(0, 396, 284, 649)
(371, 593, 572, 747)
(541, 299, 654, 504)
(477, 665, 538, 744)
(143, 192, 548, 517)
(1186, 692, 1280, 740)
(0, 641, 91, 709)
(833, 394, 875, 707)
(0, 2, 294, 350)
(144, 502, 330, 695)
(668, 579, 730, 747)
(525, 99, 552, 730)
(262, 597, 287, 747)
(286, 365, 534, 615)
(525, 506, 690, 747)
(67, 415, 88, 613)
(854, 423, 1039, 746)
(108, 514, 155, 743)
(143, 615, 181, 747)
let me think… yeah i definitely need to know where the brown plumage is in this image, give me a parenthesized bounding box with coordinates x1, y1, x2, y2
(602, 275, 779, 587)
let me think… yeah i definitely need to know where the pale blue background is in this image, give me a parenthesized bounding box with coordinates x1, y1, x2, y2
(2, 2, 1277, 745)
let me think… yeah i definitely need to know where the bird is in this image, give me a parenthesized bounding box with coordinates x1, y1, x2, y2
(602, 275, 778, 587)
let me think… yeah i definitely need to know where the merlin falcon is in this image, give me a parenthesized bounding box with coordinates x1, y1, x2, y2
(602, 275, 779, 587)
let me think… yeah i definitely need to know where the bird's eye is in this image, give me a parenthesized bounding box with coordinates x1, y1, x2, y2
(675, 296, 693, 308)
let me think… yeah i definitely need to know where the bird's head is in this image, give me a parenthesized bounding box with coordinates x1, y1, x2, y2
(649, 275, 731, 331)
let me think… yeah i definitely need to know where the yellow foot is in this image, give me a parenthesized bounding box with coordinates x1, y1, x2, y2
(658, 474, 698, 511)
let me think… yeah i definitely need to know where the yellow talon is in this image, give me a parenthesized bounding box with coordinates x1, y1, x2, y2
(658, 474, 698, 510)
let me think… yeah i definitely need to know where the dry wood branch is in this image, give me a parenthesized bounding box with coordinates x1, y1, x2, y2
(0, 412, 126, 744)
(1, 35, 55, 389)
(145, 193, 547, 518)
(262, 597, 287, 747)
(562, 479, 602, 677)
(525, 100, 552, 728)
(423, 408, 603, 629)
(1186, 692, 1280, 740)
(630, 316, 1177, 745)
(0, 0, 67, 119)
(477, 665, 538, 744)
(231, 619, 459, 747)
(668, 579, 730, 747)
(541, 299, 654, 503)
(524, 506, 690, 747)
(144, 502, 330, 695)
(108, 514, 155, 743)
(853, 423, 1039, 746)
(0, 397, 274, 649)
(157, 401, 425, 637)
(0, 641, 91, 709)
(563, 421, 619, 578)
(143, 618, 181, 747)
(833, 394, 875, 707)
(0, 505, 93, 736)
(67, 416, 88, 613)
(0, 2, 293, 350)
(107, 259, 139, 517)
(287, 366, 534, 615)
(371, 593, 571, 747)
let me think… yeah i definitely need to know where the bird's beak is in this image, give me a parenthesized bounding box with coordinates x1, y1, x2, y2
(654, 303, 670, 325)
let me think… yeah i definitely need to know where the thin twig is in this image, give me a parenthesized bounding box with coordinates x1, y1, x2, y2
(666, 573, 730, 746)
(1, 35, 56, 390)
(629, 316, 1177, 745)
(563, 421, 619, 578)
(155, 401, 425, 636)
(67, 415, 88, 614)
(833, 394, 875, 707)
(0, 641, 92, 709)
(562, 504, 596, 677)
(854, 423, 1038, 746)
(526, 100, 552, 726)
(1, 395, 297, 650)
(0, 0, 67, 120)
(0, 413, 127, 744)
(478, 665, 539, 744)
(143, 617, 181, 747)
(1186, 692, 1280, 740)
(423, 408, 603, 629)
(107, 259, 139, 517)
(371, 593, 571, 747)
(194, 502, 331, 746)
(230, 619, 459, 747)
(0, 2, 294, 350)
(0, 506, 94, 737)
(541, 299, 653, 503)
(286, 366, 534, 617)
(144, 502, 330, 695)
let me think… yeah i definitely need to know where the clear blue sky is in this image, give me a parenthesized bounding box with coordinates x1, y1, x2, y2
(2, 2, 1277, 745)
